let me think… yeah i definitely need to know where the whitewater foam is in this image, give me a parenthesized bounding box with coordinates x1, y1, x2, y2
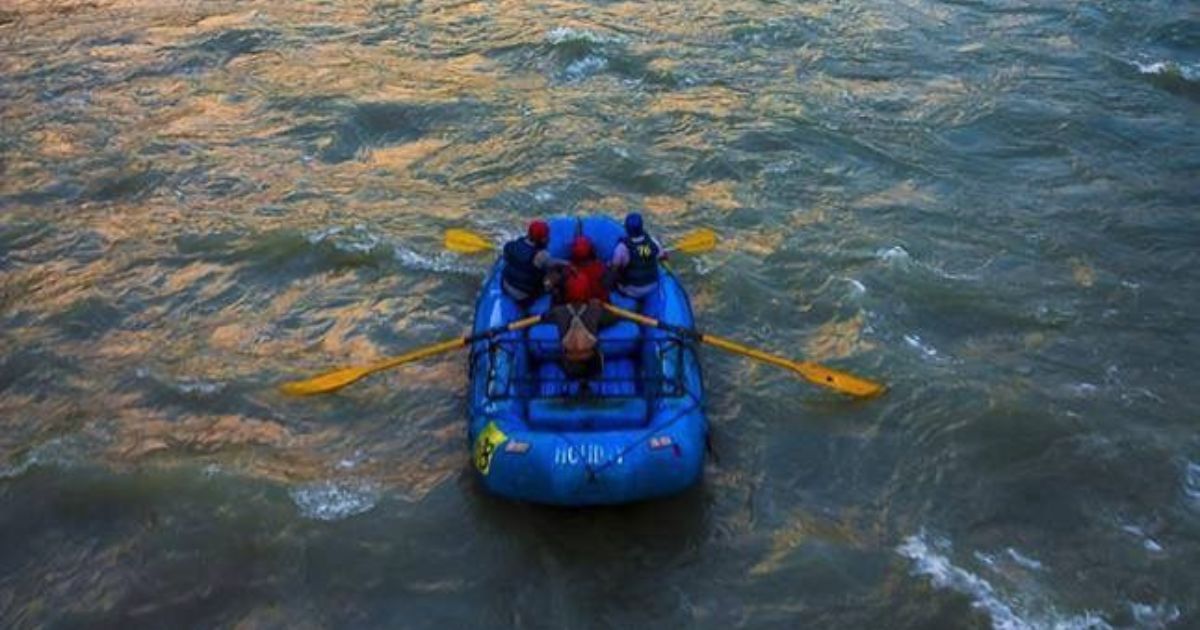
(1129, 602, 1181, 628)
(545, 27, 624, 46)
(877, 245, 912, 266)
(1064, 382, 1100, 398)
(174, 379, 226, 396)
(1120, 525, 1165, 554)
(290, 480, 381, 521)
(904, 334, 947, 362)
(1133, 60, 1200, 82)
(306, 224, 382, 254)
(564, 55, 608, 81)
(393, 245, 480, 275)
(898, 532, 1112, 630)
(1185, 461, 1200, 506)
(1005, 548, 1045, 572)
(976, 548, 1046, 573)
(874, 244, 987, 281)
(0, 437, 79, 480)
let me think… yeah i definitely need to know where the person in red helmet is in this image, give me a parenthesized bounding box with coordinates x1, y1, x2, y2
(501, 220, 566, 304)
(556, 235, 609, 304)
(541, 275, 618, 382)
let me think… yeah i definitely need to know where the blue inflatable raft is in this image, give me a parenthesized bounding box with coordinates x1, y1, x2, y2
(467, 216, 707, 505)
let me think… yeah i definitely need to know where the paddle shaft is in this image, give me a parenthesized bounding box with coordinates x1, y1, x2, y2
(367, 314, 543, 370)
(280, 315, 542, 395)
(603, 304, 885, 398)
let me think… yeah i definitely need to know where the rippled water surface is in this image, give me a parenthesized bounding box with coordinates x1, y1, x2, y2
(2, 0, 1199, 627)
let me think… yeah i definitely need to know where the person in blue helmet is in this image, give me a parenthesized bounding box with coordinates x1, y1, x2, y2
(501, 220, 567, 304)
(609, 212, 667, 299)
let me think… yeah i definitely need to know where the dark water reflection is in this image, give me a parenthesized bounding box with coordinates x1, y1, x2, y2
(2, 0, 1199, 627)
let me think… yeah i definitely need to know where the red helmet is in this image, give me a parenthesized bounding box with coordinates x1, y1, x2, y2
(527, 220, 550, 245)
(570, 236, 594, 263)
(564, 270, 592, 303)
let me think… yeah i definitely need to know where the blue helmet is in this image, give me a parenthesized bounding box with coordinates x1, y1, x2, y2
(624, 212, 644, 237)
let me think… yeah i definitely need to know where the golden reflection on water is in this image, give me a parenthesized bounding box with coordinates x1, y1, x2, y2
(749, 509, 865, 576)
(0, 0, 906, 517)
(1070, 258, 1096, 288)
(853, 180, 935, 210)
(805, 312, 876, 362)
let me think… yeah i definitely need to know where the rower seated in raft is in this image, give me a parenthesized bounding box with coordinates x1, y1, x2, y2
(608, 212, 667, 302)
(528, 234, 643, 373)
(500, 219, 568, 306)
(541, 269, 618, 384)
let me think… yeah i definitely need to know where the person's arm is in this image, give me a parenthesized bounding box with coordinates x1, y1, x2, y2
(543, 305, 568, 331)
(601, 265, 618, 290)
(652, 236, 669, 261)
(609, 242, 630, 269)
(533, 249, 568, 269)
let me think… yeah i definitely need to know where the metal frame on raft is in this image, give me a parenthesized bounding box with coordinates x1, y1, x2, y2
(468, 333, 696, 404)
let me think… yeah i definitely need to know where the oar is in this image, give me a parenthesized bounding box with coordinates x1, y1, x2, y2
(280, 315, 542, 396)
(603, 304, 885, 398)
(444, 227, 718, 256)
(445, 228, 494, 254)
(669, 227, 717, 255)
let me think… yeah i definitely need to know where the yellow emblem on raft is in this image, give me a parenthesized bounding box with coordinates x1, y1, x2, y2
(473, 421, 508, 475)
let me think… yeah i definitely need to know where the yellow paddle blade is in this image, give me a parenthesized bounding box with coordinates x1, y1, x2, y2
(445, 228, 494, 254)
(699, 334, 886, 399)
(280, 338, 467, 396)
(791, 361, 886, 399)
(672, 228, 718, 254)
(280, 365, 375, 396)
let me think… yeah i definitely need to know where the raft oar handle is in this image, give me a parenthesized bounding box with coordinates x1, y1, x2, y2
(280, 315, 542, 396)
(603, 304, 885, 399)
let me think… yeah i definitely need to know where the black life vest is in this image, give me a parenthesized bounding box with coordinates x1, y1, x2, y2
(502, 238, 544, 297)
(619, 236, 659, 287)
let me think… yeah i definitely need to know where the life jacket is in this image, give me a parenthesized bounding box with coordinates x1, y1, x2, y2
(563, 261, 609, 303)
(501, 238, 543, 297)
(562, 237, 610, 303)
(561, 304, 598, 362)
(564, 269, 593, 304)
(619, 235, 659, 287)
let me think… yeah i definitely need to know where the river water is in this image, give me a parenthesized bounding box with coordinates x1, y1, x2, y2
(2, 0, 1198, 627)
